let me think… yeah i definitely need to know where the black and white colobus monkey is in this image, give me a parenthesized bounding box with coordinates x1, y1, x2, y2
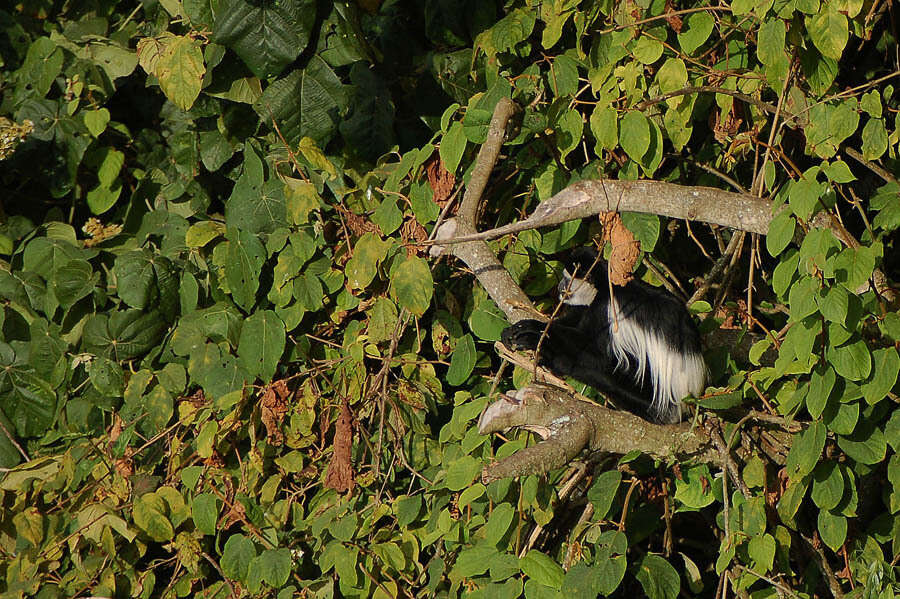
(501, 247, 706, 424)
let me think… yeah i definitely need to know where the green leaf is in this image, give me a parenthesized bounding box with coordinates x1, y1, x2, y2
(747, 534, 776, 573)
(833, 246, 875, 291)
(390, 256, 433, 317)
(519, 550, 564, 590)
(590, 105, 617, 152)
(444, 455, 480, 491)
(156, 35, 206, 111)
(861, 348, 899, 405)
(619, 111, 650, 164)
(550, 54, 579, 97)
(656, 58, 687, 94)
(594, 531, 627, 594)
(213, 0, 316, 78)
(0, 363, 57, 438)
(53, 259, 95, 307)
(838, 420, 886, 465)
(133, 493, 175, 542)
(786, 421, 825, 481)
(861, 117, 888, 161)
(446, 334, 476, 386)
(676, 12, 714, 55)
(635, 554, 680, 599)
(83, 108, 110, 137)
(806, 365, 835, 419)
(440, 121, 467, 174)
(21, 37, 64, 97)
(811, 461, 844, 511)
(621, 212, 660, 251)
(192, 494, 219, 536)
(450, 544, 496, 580)
(483, 503, 515, 546)
(587, 469, 621, 518)
(237, 310, 285, 381)
(371, 197, 403, 236)
(221, 534, 256, 582)
(674, 464, 715, 508)
(83, 310, 167, 361)
(253, 56, 346, 147)
(185, 221, 226, 248)
(225, 229, 266, 312)
(555, 108, 583, 158)
(766, 210, 794, 257)
(346, 232, 389, 290)
(827, 338, 871, 381)
(817, 510, 847, 551)
(632, 36, 663, 64)
(806, 9, 848, 60)
(89, 357, 124, 397)
(491, 8, 535, 52)
(255, 548, 291, 587)
(469, 297, 507, 342)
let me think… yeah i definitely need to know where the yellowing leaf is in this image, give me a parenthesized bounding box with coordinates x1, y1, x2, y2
(156, 35, 206, 111)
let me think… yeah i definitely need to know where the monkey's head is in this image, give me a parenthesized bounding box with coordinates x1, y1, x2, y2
(557, 247, 606, 306)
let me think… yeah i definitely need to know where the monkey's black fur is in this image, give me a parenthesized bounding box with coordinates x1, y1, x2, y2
(501, 248, 705, 424)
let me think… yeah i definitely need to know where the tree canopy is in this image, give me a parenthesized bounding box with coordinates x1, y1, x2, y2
(0, 1, 898, 598)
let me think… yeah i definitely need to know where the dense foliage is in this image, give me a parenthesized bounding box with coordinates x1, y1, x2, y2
(1, 0, 899, 597)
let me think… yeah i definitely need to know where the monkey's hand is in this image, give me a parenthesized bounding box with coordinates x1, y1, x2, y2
(500, 320, 547, 351)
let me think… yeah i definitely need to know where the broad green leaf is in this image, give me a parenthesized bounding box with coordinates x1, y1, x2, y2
(833, 246, 876, 291)
(817, 510, 847, 551)
(237, 310, 285, 381)
(766, 210, 794, 257)
(677, 12, 714, 55)
(806, 9, 848, 60)
(520, 550, 564, 590)
(83, 310, 167, 361)
(590, 104, 617, 151)
(806, 364, 835, 419)
(221, 534, 256, 582)
(838, 420, 886, 465)
(861, 117, 888, 161)
(674, 464, 715, 508)
(225, 229, 266, 312)
(861, 347, 899, 405)
(636, 554, 680, 599)
(747, 534, 776, 573)
(20, 37, 64, 97)
(656, 58, 687, 94)
(89, 357, 124, 397)
(587, 469, 621, 518)
(551, 54, 579, 97)
(0, 365, 56, 438)
(633, 36, 663, 65)
(185, 221, 226, 248)
(556, 108, 583, 158)
(444, 455, 480, 491)
(83, 108, 110, 137)
(213, 0, 316, 78)
(619, 111, 650, 164)
(491, 8, 535, 52)
(446, 333, 476, 386)
(450, 544, 496, 580)
(346, 232, 389, 290)
(786, 421, 825, 481)
(483, 503, 515, 546)
(53, 259, 95, 307)
(827, 338, 871, 381)
(811, 461, 844, 511)
(133, 493, 175, 542)
(253, 56, 346, 147)
(440, 121, 466, 174)
(255, 548, 291, 587)
(390, 256, 433, 317)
